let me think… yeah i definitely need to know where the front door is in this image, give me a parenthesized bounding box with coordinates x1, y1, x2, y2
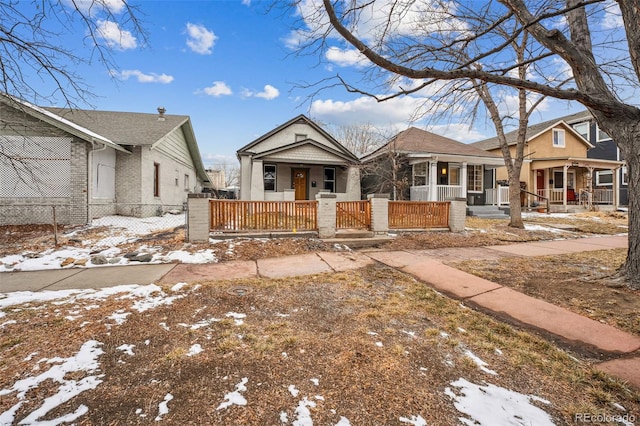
(292, 168, 308, 200)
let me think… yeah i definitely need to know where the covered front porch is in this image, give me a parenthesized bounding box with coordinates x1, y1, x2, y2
(530, 158, 623, 211)
(408, 155, 503, 203)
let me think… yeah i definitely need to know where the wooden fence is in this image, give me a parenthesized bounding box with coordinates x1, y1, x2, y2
(336, 201, 371, 229)
(210, 200, 318, 232)
(388, 201, 450, 229)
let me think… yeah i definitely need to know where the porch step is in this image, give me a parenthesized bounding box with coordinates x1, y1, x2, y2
(466, 205, 509, 219)
(335, 229, 375, 239)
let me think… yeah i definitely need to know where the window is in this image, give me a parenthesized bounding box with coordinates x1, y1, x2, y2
(622, 166, 628, 186)
(449, 164, 460, 185)
(596, 170, 613, 186)
(572, 122, 589, 140)
(264, 164, 276, 191)
(323, 167, 336, 192)
(596, 124, 611, 142)
(552, 129, 565, 147)
(184, 174, 190, 191)
(413, 162, 427, 186)
(467, 165, 483, 192)
(153, 163, 160, 197)
(295, 134, 307, 142)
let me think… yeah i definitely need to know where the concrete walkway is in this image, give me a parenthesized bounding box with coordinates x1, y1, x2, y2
(1, 235, 638, 388)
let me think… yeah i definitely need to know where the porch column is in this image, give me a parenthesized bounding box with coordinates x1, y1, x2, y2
(429, 160, 438, 201)
(345, 165, 361, 201)
(250, 159, 264, 201)
(614, 166, 620, 208)
(239, 155, 253, 200)
(461, 162, 468, 198)
(563, 164, 569, 210)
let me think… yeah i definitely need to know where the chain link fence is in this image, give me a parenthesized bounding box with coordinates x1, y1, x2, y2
(0, 203, 187, 245)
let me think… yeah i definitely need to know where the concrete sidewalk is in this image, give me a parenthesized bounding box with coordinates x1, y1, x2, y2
(1, 234, 638, 388)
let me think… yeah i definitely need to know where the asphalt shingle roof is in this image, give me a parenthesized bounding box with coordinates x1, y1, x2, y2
(43, 107, 189, 146)
(373, 126, 501, 159)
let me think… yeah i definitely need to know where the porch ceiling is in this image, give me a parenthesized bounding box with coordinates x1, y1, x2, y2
(531, 157, 624, 170)
(406, 153, 504, 166)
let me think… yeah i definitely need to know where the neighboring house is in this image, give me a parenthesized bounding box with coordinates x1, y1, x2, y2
(472, 113, 624, 211)
(361, 127, 504, 204)
(237, 115, 361, 201)
(0, 93, 211, 225)
(561, 110, 628, 206)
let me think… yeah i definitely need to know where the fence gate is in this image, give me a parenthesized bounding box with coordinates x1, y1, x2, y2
(336, 200, 371, 229)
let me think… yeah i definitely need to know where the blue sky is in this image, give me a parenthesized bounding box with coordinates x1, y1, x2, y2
(24, 0, 626, 168)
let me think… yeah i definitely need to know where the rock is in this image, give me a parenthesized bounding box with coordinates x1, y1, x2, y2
(91, 255, 108, 265)
(74, 258, 88, 266)
(133, 253, 153, 262)
(108, 257, 122, 264)
(60, 258, 75, 267)
(124, 252, 139, 259)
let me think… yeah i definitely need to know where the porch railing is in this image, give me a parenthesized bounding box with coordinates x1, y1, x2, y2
(389, 201, 450, 229)
(410, 185, 462, 201)
(535, 188, 614, 205)
(485, 187, 510, 206)
(209, 200, 318, 232)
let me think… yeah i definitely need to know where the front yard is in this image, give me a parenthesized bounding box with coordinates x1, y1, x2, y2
(1, 211, 638, 424)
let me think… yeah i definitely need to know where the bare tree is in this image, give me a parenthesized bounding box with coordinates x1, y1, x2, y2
(0, 0, 146, 108)
(292, 0, 640, 288)
(319, 121, 388, 157)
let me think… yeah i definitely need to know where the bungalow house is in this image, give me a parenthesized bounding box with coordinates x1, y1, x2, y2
(0, 93, 211, 225)
(237, 115, 361, 201)
(472, 114, 624, 211)
(361, 127, 505, 204)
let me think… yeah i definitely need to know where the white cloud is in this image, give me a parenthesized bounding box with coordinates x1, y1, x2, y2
(186, 23, 217, 55)
(202, 81, 233, 97)
(427, 123, 488, 142)
(242, 85, 280, 100)
(325, 47, 369, 68)
(96, 19, 137, 50)
(601, 0, 623, 29)
(255, 85, 280, 100)
(115, 70, 173, 84)
(241, 0, 251, 5)
(310, 95, 428, 128)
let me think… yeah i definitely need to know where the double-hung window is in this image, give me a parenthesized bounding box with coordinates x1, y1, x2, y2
(324, 167, 336, 192)
(264, 164, 276, 191)
(552, 129, 565, 147)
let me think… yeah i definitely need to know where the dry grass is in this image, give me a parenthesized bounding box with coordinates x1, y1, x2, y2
(1, 267, 639, 424)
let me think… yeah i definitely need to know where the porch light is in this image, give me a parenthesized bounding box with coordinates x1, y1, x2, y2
(441, 167, 447, 175)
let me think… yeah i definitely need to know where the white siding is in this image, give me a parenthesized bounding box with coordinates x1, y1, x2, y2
(92, 147, 116, 199)
(252, 123, 339, 154)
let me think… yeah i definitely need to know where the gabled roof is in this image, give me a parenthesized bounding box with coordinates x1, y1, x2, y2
(0, 93, 210, 185)
(237, 114, 360, 163)
(362, 127, 502, 162)
(472, 110, 593, 151)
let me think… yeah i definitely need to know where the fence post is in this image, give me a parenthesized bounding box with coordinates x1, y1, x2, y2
(367, 193, 389, 235)
(448, 198, 467, 232)
(316, 192, 337, 238)
(187, 194, 210, 243)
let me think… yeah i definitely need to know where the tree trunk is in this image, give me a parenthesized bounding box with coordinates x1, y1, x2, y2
(600, 116, 640, 290)
(508, 177, 524, 228)
(616, 129, 640, 290)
